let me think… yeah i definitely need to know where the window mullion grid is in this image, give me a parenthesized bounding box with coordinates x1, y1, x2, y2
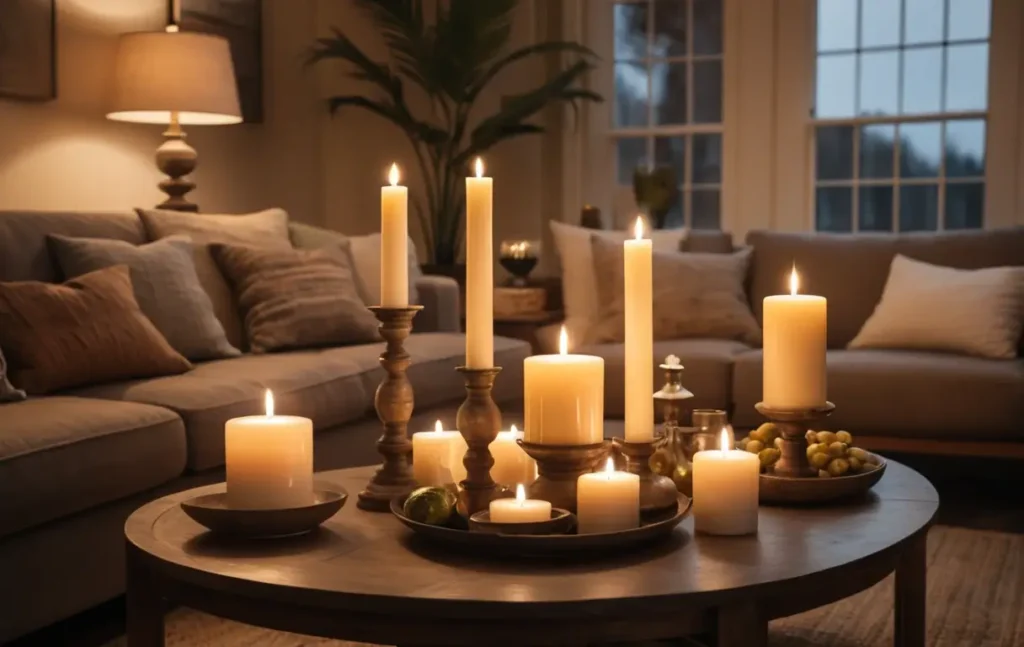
(893, 124, 902, 232)
(646, 0, 655, 176)
(938, 0, 953, 230)
(852, 123, 860, 233)
(685, 0, 695, 227)
(893, 0, 905, 233)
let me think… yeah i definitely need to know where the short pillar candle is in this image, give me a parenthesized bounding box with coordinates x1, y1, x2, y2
(523, 327, 604, 445)
(693, 429, 759, 535)
(576, 458, 640, 534)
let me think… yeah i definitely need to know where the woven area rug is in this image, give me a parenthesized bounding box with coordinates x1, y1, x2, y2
(104, 525, 1024, 647)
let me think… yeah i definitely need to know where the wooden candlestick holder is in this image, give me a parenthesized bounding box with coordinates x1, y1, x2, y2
(612, 437, 679, 514)
(455, 367, 503, 516)
(754, 401, 836, 478)
(357, 306, 423, 511)
(516, 440, 611, 513)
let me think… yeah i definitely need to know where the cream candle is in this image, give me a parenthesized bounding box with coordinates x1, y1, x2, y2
(763, 267, 827, 409)
(225, 390, 313, 509)
(624, 216, 654, 442)
(380, 163, 408, 307)
(523, 327, 604, 445)
(576, 458, 640, 534)
(412, 420, 463, 486)
(465, 157, 494, 368)
(490, 424, 536, 485)
(489, 484, 551, 523)
(693, 429, 759, 535)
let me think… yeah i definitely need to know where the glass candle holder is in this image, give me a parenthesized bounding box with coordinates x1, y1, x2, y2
(499, 240, 539, 286)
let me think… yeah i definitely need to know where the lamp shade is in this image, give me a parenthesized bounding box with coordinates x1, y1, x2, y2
(107, 30, 242, 126)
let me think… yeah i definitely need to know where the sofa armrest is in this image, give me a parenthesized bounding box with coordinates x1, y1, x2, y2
(415, 275, 461, 333)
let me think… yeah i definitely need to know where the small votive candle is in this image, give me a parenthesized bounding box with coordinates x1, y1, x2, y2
(489, 484, 551, 523)
(693, 429, 760, 535)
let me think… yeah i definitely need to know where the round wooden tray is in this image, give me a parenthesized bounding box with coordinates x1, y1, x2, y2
(391, 494, 691, 557)
(181, 487, 347, 538)
(759, 454, 887, 504)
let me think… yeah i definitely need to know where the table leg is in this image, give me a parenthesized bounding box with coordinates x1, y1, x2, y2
(715, 602, 767, 647)
(894, 531, 927, 647)
(126, 544, 165, 647)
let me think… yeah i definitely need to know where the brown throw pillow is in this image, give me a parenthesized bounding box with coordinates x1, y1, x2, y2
(0, 266, 191, 394)
(590, 236, 762, 346)
(210, 243, 380, 353)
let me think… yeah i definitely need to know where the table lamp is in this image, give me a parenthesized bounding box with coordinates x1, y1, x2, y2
(107, 25, 242, 212)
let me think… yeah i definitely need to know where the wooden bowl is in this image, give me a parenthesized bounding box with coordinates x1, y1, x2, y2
(759, 454, 886, 504)
(468, 508, 575, 535)
(181, 487, 347, 538)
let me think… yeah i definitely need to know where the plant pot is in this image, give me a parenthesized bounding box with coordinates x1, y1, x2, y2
(420, 263, 466, 287)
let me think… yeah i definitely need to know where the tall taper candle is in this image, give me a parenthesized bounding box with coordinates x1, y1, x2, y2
(465, 157, 494, 368)
(624, 217, 654, 442)
(380, 163, 408, 307)
(763, 267, 827, 409)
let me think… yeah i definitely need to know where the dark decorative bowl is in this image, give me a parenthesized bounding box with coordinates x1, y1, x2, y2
(181, 487, 347, 538)
(759, 454, 887, 504)
(468, 508, 575, 535)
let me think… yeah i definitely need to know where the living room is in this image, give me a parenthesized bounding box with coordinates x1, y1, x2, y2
(0, 0, 1021, 646)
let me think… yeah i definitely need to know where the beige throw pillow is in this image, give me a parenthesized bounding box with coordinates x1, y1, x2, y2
(849, 254, 1024, 359)
(211, 243, 380, 353)
(137, 208, 292, 349)
(590, 237, 761, 346)
(550, 220, 687, 344)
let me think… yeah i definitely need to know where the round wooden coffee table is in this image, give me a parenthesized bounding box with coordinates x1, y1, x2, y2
(125, 461, 938, 647)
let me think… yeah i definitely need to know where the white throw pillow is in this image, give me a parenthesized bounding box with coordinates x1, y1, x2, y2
(347, 232, 422, 306)
(550, 220, 687, 344)
(849, 254, 1024, 359)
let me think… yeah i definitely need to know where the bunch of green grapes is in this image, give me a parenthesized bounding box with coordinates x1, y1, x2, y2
(804, 430, 880, 478)
(735, 423, 783, 471)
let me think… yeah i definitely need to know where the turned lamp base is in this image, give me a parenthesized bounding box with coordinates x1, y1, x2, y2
(155, 117, 199, 213)
(613, 437, 679, 514)
(754, 401, 836, 478)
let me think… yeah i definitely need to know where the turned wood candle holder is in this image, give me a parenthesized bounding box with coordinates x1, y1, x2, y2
(754, 401, 836, 478)
(455, 367, 503, 516)
(516, 440, 611, 513)
(357, 306, 423, 512)
(612, 437, 679, 514)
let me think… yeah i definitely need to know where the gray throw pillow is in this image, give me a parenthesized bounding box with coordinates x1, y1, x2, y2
(137, 208, 292, 349)
(590, 236, 762, 346)
(48, 234, 240, 361)
(210, 242, 380, 353)
(0, 346, 26, 403)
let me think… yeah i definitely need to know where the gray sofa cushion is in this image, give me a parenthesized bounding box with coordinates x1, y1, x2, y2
(578, 338, 752, 420)
(731, 349, 1024, 440)
(0, 210, 144, 282)
(75, 352, 371, 471)
(746, 228, 1024, 348)
(0, 397, 186, 538)
(48, 235, 240, 361)
(320, 333, 531, 411)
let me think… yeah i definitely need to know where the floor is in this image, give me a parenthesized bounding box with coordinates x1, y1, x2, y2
(10, 452, 1024, 647)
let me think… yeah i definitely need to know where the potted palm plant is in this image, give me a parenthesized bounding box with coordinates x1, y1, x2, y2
(308, 0, 601, 272)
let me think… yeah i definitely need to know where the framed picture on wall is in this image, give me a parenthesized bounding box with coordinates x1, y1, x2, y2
(178, 0, 263, 123)
(0, 0, 56, 101)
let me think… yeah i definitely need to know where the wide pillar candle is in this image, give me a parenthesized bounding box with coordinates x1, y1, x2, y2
(624, 217, 654, 442)
(693, 430, 759, 535)
(381, 163, 408, 307)
(225, 390, 313, 509)
(523, 327, 604, 445)
(577, 459, 640, 534)
(763, 268, 827, 409)
(413, 421, 465, 486)
(465, 158, 493, 368)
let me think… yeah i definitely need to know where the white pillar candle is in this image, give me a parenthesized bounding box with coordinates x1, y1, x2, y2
(225, 390, 313, 509)
(412, 420, 464, 487)
(624, 217, 654, 442)
(693, 429, 759, 535)
(489, 484, 551, 523)
(489, 425, 537, 486)
(763, 267, 827, 409)
(576, 458, 640, 534)
(465, 157, 493, 368)
(523, 327, 604, 445)
(381, 163, 408, 307)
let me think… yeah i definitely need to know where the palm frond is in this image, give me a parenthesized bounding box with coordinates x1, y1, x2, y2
(467, 42, 598, 101)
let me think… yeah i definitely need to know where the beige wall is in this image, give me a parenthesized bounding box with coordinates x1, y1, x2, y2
(0, 0, 325, 224)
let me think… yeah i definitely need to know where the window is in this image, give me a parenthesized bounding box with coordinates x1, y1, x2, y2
(814, 0, 989, 232)
(611, 0, 724, 228)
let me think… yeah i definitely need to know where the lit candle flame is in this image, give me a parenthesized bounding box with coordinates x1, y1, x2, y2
(165, 24, 180, 33)
(388, 163, 400, 186)
(515, 483, 526, 504)
(789, 265, 799, 296)
(474, 157, 484, 178)
(434, 420, 444, 434)
(719, 428, 730, 451)
(510, 423, 518, 434)
(605, 457, 616, 473)
(264, 389, 274, 417)
(558, 325, 569, 355)
(633, 216, 645, 240)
